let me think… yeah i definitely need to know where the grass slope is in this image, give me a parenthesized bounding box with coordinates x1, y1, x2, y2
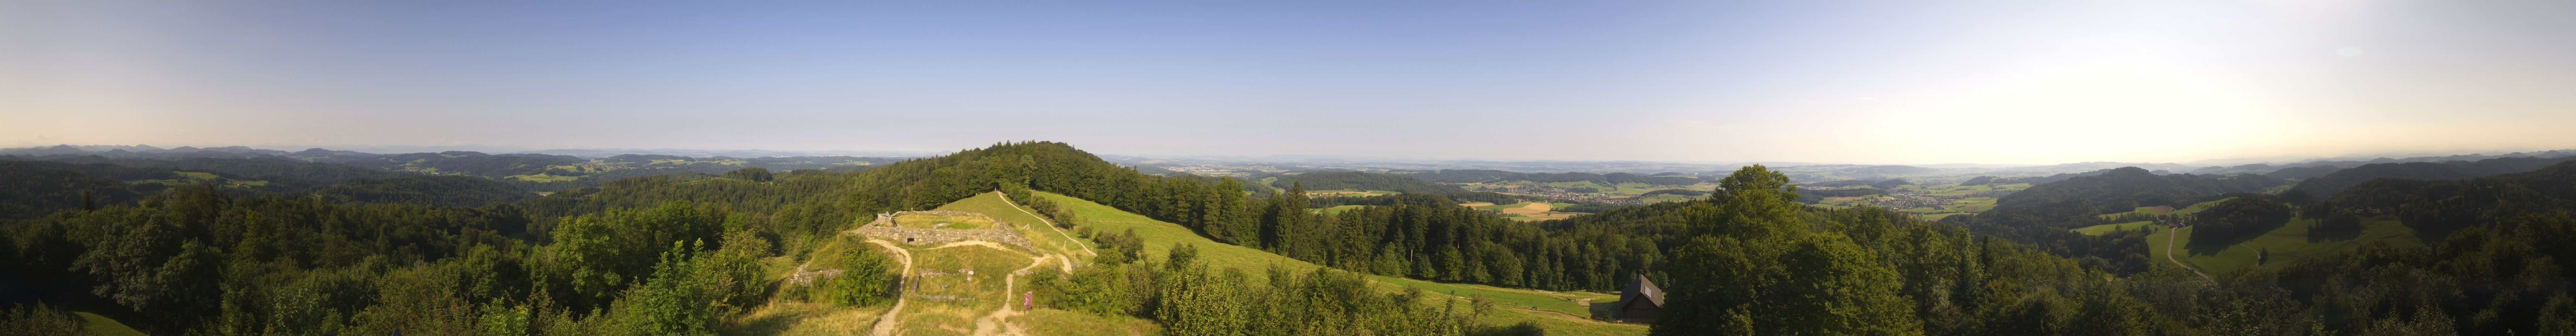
(1366, 275, 1619, 319)
(734, 192, 1120, 335)
(2148, 216, 2423, 276)
(934, 192, 1094, 262)
(728, 235, 890, 334)
(2097, 199, 2227, 219)
(929, 192, 1155, 334)
(72, 311, 147, 336)
(1033, 191, 1649, 335)
(894, 244, 1033, 336)
(2073, 221, 2154, 236)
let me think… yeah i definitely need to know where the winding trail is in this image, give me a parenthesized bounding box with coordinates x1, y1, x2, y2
(864, 239, 916, 336)
(1000, 195, 1097, 257)
(969, 254, 1055, 336)
(2166, 226, 2214, 282)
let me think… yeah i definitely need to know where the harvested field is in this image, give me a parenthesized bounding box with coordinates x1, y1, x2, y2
(1499, 202, 1552, 215)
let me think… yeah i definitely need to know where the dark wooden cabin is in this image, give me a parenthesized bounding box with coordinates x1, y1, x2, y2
(1617, 275, 1664, 324)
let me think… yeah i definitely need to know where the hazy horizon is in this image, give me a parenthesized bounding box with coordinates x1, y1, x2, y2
(15, 141, 2571, 168)
(9, 2, 2575, 164)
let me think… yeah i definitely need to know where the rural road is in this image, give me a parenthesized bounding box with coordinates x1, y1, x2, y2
(2166, 226, 2213, 282)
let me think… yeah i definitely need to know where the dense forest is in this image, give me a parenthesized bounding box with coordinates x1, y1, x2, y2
(2290, 156, 2576, 197)
(6, 141, 2576, 335)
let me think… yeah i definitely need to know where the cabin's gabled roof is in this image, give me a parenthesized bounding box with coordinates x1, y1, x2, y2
(1620, 275, 1664, 308)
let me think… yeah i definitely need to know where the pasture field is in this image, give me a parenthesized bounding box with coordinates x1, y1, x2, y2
(932, 192, 1094, 263)
(1034, 191, 1647, 335)
(1471, 201, 1583, 220)
(2149, 216, 2423, 276)
(1890, 195, 2001, 219)
(1304, 189, 1398, 197)
(1007, 308, 1160, 336)
(1634, 193, 1694, 202)
(1472, 180, 1712, 196)
(1808, 198, 1872, 209)
(508, 173, 584, 182)
(2073, 221, 2156, 236)
(72, 311, 147, 336)
(2099, 199, 2227, 219)
(892, 213, 995, 230)
(1366, 275, 1619, 318)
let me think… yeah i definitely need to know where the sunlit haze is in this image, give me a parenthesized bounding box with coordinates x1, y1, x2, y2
(6, 1, 2574, 164)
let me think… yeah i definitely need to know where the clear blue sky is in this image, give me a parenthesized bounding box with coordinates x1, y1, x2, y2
(7, 1, 2575, 164)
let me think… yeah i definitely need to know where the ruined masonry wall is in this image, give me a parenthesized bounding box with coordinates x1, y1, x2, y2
(854, 211, 1036, 251)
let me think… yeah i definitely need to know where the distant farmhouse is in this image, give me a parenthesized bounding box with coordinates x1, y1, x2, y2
(1617, 275, 1664, 324)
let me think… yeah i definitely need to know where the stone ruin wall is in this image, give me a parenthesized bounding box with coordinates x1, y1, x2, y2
(853, 211, 1036, 251)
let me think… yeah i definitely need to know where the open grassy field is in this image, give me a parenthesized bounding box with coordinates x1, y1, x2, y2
(70, 311, 147, 336)
(1471, 201, 1583, 221)
(2073, 221, 2156, 236)
(892, 213, 995, 230)
(1634, 193, 1695, 202)
(1471, 180, 1710, 196)
(1922, 183, 2030, 195)
(1366, 275, 1618, 318)
(2149, 216, 2424, 276)
(1007, 308, 1160, 336)
(894, 244, 1032, 336)
(2098, 199, 2227, 219)
(1319, 204, 1368, 215)
(1304, 189, 1398, 197)
(729, 192, 1107, 335)
(507, 173, 585, 182)
(1525, 181, 1692, 195)
(1034, 191, 1647, 335)
(1889, 195, 2001, 220)
(932, 192, 1095, 262)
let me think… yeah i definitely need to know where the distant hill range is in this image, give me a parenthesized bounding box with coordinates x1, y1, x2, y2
(0, 144, 907, 191)
(1266, 171, 1470, 194)
(1396, 169, 1705, 185)
(1993, 167, 2285, 213)
(2292, 155, 2576, 197)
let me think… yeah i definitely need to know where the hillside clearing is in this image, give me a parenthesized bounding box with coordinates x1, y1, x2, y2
(1033, 191, 1649, 335)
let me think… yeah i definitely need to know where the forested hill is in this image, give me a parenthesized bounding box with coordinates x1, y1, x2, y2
(0, 161, 145, 220)
(2325, 159, 2576, 237)
(2292, 155, 2576, 197)
(1, 148, 907, 192)
(1990, 167, 2283, 216)
(5, 141, 2576, 335)
(1404, 169, 1704, 185)
(1265, 171, 1469, 193)
(31, 156, 414, 184)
